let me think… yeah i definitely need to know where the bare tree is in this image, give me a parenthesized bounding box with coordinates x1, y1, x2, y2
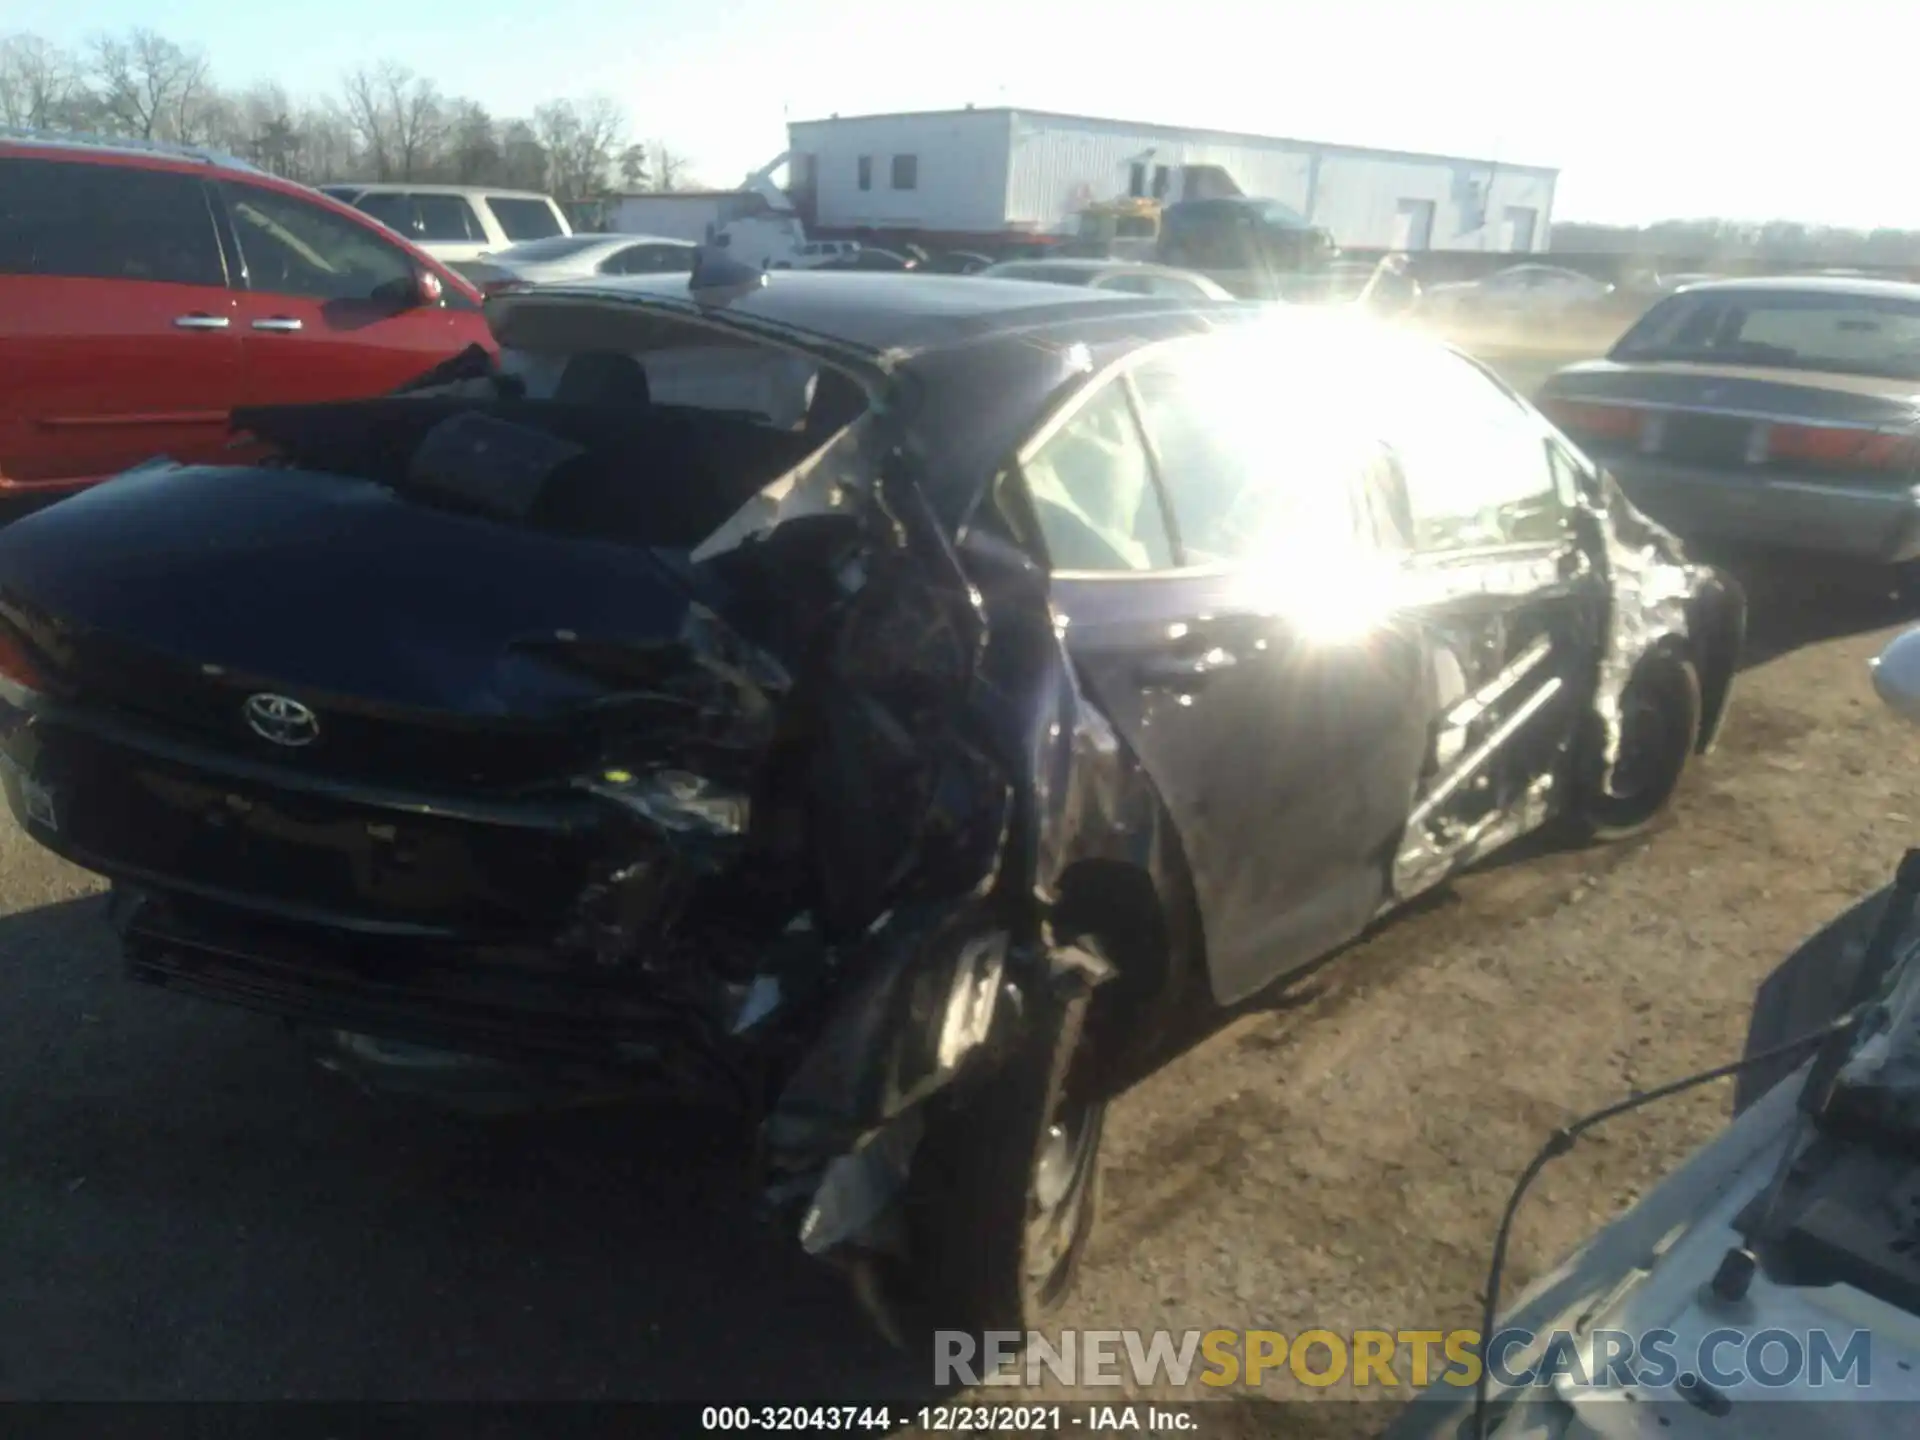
(88, 28, 210, 140)
(340, 62, 445, 180)
(296, 101, 356, 184)
(616, 142, 650, 192)
(384, 64, 444, 180)
(0, 33, 85, 129)
(447, 99, 499, 183)
(497, 118, 548, 191)
(339, 65, 393, 177)
(650, 142, 689, 192)
(4, 25, 702, 198)
(534, 96, 624, 202)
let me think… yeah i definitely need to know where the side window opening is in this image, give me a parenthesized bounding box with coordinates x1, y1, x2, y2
(413, 194, 485, 243)
(1129, 337, 1380, 570)
(1021, 380, 1174, 574)
(0, 157, 224, 287)
(1377, 344, 1567, 552)
(223, 183, 415, 303)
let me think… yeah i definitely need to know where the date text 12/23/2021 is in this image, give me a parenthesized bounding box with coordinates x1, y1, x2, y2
(699, 1405, 1203, 1432)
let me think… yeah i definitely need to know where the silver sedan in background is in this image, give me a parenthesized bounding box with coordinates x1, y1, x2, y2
(1538, 275, 1920, 564)
(458, 233, 696, 296)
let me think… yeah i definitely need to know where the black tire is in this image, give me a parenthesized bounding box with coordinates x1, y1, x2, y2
(895, 982, 1106, 1340)
(1574, 653, 1701, 841)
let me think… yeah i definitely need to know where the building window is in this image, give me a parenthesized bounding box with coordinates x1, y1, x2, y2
(890, 154, 918, 190)
(1151, 165, 1171, 200)
(1128, 162, 1147, 198)
(857, 155, 872, 191)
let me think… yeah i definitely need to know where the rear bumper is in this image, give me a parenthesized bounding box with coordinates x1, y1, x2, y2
(1600, 453, 1920, 562)
(110, 887, 755, 1097)
(0, 701, 603, 937)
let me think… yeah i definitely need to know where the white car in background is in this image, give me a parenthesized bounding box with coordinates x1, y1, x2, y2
(317, 183, 572, 266)
(459, 234, 697, 296)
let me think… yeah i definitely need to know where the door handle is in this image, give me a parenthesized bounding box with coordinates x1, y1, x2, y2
(251, 317, 304, 332)
(173, 313, 230, 330)
(1137, 644, 1238, 689)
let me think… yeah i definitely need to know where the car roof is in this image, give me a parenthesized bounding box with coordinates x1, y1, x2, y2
(522, 270, 1227, 356)
(332, 182, 558, 200)
(1, 127, 266, 177)
(1662, 274, 1920, 301)
(988, 257, 1219, 282)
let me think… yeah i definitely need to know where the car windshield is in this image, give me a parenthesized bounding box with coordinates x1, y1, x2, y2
(495, 235, 609, 262)
(1611, 289, 1920, 380)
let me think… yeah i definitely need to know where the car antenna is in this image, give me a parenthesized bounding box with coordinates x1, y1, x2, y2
(689, 246, 769, 307)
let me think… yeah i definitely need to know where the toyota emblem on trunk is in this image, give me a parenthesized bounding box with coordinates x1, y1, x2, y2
(244, 693, 319, 747)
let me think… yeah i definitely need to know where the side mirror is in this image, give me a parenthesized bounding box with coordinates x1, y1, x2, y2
(372, 270, 444, 310)
(1871, 627, 1920, 726)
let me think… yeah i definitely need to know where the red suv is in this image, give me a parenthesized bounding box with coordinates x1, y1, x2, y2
(0, 134, 496, 510)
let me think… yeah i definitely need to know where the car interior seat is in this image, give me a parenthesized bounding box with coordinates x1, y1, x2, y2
(554, 351, 653, 410)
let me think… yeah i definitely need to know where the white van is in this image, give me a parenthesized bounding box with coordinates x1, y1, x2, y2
(318, 183, 571, 266)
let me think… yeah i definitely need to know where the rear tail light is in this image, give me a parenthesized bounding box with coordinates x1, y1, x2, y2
(1540, 398, 1643, 444)
(1762, 423, 1916, 472)
(0, 627, 45, 702)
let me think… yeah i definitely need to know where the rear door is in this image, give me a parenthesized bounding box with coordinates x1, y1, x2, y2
(1372, 342, 1609, 894)
(0, 153, 242, 492)
(216, 179, 484, 408)
(1041, 332, 1430, 1004)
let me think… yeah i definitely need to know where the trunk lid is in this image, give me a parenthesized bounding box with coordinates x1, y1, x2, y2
(1540, 359, 1920, 473)
(0, 464, 743, 789)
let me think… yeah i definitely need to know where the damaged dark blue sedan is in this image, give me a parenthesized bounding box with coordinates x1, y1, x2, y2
(0, 267, 1744, 1341)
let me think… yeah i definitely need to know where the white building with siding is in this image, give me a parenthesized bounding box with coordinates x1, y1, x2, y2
(786, 108, 1557, 253)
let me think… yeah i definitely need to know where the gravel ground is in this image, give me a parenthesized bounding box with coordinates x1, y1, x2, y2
(3, 351, 1916, 1431)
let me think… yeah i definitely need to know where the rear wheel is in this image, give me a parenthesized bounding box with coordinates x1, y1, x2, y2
(894, 981, 1106, 1341)
(1574, 653, 1701, 841)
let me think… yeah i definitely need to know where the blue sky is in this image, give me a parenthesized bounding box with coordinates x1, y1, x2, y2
(12, 0, 1911, 226)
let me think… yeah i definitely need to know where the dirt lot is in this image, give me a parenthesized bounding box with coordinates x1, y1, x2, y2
(2, 357, 1917, 1428)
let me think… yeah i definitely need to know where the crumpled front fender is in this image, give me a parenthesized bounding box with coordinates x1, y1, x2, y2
(1588, 468, 1747, 774)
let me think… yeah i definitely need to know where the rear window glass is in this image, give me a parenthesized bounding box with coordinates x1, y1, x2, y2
(412, 194, 485, 242)
(486, 196, 565, 241)
(352, 192, 412, 230)
(0, 156, 223, 286)
(1613, 289, 1920, 381)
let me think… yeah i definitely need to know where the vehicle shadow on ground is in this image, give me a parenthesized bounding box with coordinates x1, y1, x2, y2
(1709, 550, 1920, 671)
(0, 895, 931, 1402)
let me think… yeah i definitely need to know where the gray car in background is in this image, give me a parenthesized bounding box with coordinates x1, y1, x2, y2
(1537, 276, 1920, 564)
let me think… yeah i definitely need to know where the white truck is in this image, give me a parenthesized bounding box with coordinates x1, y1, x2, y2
(600, 153, 856, 271)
